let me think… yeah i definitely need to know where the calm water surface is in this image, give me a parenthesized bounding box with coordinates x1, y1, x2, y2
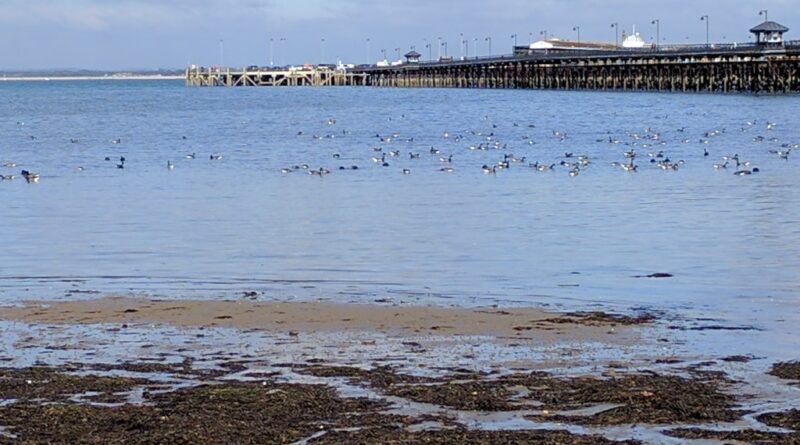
(0, 81, 798, 328)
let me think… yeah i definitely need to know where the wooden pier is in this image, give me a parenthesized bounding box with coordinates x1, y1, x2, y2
(186, 22, 800, 94)
(185, 66, 369, 87)
(355, 43, 800, 94)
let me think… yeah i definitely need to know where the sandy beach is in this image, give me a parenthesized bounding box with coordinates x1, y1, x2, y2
(0, 296, 644, 341)
(1, 295, 799, 443)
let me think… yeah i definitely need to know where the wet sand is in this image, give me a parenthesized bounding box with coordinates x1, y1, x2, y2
(0, 296, 644, 343)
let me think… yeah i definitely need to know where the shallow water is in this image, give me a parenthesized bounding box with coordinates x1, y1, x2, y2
(0, 81, 798, 327)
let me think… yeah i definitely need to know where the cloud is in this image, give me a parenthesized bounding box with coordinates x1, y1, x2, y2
(3, 0, 797, 31)
(0, 0, 184, 30)
(0, 0, 583, 30)
(0, 0, 361, 30)
(262, 0, 359, 22)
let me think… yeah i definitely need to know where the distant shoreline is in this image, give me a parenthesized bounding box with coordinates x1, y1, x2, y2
(0, 75, 183, 82)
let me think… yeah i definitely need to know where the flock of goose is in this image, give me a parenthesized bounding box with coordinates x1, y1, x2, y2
(1, 118, 795, 183)
(273, 118, 792, 178)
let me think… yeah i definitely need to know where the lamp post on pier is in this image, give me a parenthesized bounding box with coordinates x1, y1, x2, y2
(651, 19, 660, 50)
(529, 32, 533, 45)
(759, 9, 768, 21)
(611, 22, 619, 47)
(395, 47, 401, 61)
(700, 15, 709, 47)
(269, 38, 274, 66)
(485, 37, 492, 56)
(442, 41, 448, 57)
(511, 34, 518, 47)
(437, 37, 442, 59)
(279, 38, 286, 66)
(425, 42, 432, 61)
(573, 26, 580, 42)
(460, 33, 464, 58)
(219, 39, 224, 68)
(540, 30, 548, 42)
(473, 38, 478, 57)
(381, 49, 387, 61)
(320, 38, 326, 65)
(366, 38, 371, 64)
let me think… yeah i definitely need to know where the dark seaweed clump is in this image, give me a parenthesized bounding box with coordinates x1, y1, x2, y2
(539, 311, 656, 326)
(666, 409, 800, 444)
(770, 361, 800, 382)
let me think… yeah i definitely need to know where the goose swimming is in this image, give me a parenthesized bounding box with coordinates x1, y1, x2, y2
(21, 170, 39, 183)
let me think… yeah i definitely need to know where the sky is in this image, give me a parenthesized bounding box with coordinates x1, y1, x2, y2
(0, 0, 798, 70)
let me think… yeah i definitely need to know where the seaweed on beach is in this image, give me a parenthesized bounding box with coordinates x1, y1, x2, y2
(75, 359, 253, 381)
(538, 311, 656, 326)
(81, 361, 187, 374)
(296, 364, 448, 388)
(758, 409, 800, 430)
(312, 428, 641, 445)
(666, 411, 800, 445)
(293, 365, 738, 425)
(0, 367, 147, 403)
(665, 428, 797, 444)
(526, 373, 740, 425)
(770, 361, 800, 382)
(0, 367, 642, 445)
(0, 378, 392, 444)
